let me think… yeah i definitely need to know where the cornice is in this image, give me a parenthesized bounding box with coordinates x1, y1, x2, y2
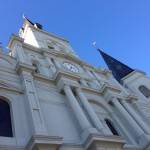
(33, 73, 54, 84)
(80, 83, 121, 98)
(7, 34, 24, 49)
(80, 62, 94, 70)
(94, 68, 106, 75)
(100, 84, 121, 96)
(54, 69, 80, 84)
(42, 47, 92, 66)
(22, 43, 42, 54)
(16, 62, 35, 74)
(54, 69, 80, 92)
(81, 86, 102, 96)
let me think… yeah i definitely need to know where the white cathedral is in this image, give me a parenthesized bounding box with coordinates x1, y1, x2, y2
(0, 17, 150, 150)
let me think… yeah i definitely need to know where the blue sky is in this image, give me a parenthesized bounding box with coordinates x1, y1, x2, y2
(0, 0, 150, 76)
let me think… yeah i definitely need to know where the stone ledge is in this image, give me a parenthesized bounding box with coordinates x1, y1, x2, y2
(84, 133, 126, 150)
(26, 135, 63, 150)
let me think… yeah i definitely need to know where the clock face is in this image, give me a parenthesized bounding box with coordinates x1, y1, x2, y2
(62, 62, 79, 73)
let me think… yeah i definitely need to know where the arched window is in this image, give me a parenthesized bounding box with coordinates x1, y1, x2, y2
(32, 63, 40, 73)
(105, 119, 119, 136)
(0, 100, 12, 137)
(139, 85, 150, 98)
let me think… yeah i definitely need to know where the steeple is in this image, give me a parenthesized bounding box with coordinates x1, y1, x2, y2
(22, 15, 43, 30)
(18, 15, 43, 38)
(22, 15, 34, 29)
(99, 50, 134, 82)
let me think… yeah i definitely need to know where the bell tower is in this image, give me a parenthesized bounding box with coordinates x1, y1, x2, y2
(99, 49, 150, 108)
(18, 16, 78, 57)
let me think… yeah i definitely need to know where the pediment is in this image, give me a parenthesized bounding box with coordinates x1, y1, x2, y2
(0, 80, 22, 93)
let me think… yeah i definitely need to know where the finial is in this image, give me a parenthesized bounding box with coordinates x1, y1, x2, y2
(92, 41, 100, 52)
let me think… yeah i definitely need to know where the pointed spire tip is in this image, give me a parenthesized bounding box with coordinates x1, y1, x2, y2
(92, 41, 101, 52)
(22, 13, 26, 19)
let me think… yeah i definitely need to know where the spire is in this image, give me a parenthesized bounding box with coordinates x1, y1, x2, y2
(99, 50, 134, 82)
(22, 15, 34, 29)
(22, 15, 43, 30)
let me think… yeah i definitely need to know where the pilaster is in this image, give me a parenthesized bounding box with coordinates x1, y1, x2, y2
(16, 62, 48, 136)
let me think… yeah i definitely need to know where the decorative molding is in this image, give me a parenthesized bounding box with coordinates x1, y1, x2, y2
(0, 79, 22, 93)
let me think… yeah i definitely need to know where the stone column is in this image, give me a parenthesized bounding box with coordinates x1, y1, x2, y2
(75, 88, 105, 133)
(111, 97, 145, 137)
(120, 100, 150, 134)
(63, 85, 91, 131)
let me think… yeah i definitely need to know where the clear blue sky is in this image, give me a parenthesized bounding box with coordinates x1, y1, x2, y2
(0, 0, 150, 76)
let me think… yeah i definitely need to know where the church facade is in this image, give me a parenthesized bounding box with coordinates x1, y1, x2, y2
(0, 17, 150, 150)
